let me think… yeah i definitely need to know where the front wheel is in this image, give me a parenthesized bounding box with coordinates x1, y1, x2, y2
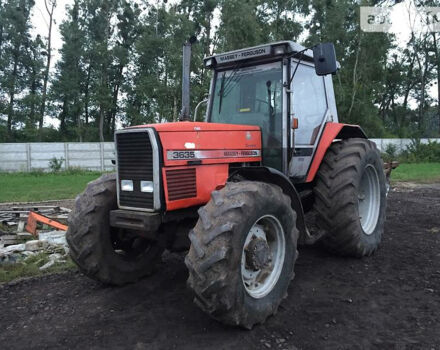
(313, 138, 387, 257)
(185, 181, 299, 329)
(67, 173, 164, 285)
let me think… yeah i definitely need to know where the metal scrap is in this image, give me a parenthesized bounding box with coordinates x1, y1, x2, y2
(0, 206, 70, 246)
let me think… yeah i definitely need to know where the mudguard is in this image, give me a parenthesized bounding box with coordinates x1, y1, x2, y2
(306, 122, 367, 183)
(229, 166, 311, 244)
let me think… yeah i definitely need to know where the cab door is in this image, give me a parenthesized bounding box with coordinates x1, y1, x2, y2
(288, 61, 329, 181)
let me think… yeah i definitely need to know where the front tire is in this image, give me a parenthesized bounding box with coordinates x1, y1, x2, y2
(313, 138, 387, 257)
(67, 173, 164, 285)
(185, 181, 299, 329)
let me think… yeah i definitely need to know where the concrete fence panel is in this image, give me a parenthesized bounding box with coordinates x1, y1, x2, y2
(370, 138, 440, 152)
(0, 142, 116, 172)
(0, 139, 439, 172)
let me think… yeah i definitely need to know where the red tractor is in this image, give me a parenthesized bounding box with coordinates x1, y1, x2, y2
(67, 41, 386, 329)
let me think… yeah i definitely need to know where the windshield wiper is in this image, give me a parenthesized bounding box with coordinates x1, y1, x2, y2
(218, 72, 226, 114)
(217, 61, 246, 106)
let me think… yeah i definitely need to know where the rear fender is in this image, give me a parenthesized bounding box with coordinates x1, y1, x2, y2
(229, 167, 308, 243)
(306, 122, 367, 183)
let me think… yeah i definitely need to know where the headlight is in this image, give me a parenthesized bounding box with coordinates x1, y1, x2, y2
(140, 180, 154, 193)
(121, 180, 133, 192)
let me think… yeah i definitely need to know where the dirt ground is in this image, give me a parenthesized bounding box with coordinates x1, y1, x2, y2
(0, 184, 439, 350)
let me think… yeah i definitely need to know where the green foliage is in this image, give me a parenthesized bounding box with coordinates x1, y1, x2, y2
(400, 140, 440, 163)
(48, 157, 65, 172)
(382, 143, 398, 163)
(1, 0, 440, 143)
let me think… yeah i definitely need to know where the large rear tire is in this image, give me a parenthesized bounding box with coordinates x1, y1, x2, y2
(67, 173, 164, 285)
(185, 181, 299, 329)
(313, 138, 387, 257)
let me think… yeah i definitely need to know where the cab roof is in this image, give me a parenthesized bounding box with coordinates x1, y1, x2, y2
(204, 41, 314, 68)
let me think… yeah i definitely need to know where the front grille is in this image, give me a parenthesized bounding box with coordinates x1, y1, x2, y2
(166, 168, 197, 201)
(116, 130, 156, 209)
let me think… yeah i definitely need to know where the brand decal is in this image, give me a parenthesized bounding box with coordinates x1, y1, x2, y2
(216, 46, 270, 64)
(167, 149, 261, 160)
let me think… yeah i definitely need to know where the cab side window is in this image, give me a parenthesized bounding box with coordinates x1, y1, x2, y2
(292, 63, 327, 145)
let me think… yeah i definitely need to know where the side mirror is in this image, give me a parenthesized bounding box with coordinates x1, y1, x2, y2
(313, 43, 337, 76)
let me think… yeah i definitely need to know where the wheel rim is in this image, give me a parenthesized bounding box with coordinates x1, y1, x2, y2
(241, 215, 285, 299)
(358, 164, 380, 235)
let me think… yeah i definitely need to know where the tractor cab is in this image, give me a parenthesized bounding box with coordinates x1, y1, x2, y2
(204, 41, 339, 180)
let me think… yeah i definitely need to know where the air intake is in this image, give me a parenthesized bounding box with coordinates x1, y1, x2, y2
(166, 168, 197, 201)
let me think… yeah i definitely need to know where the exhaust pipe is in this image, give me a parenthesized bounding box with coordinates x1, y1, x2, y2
(179, 36, 197, 121)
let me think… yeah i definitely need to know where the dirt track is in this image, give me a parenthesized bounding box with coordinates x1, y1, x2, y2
(0, 184, 439, 350)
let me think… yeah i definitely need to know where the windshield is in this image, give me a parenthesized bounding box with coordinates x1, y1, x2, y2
(210, 61, 283, 170)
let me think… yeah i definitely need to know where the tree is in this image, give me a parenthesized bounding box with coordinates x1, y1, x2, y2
(0, 0, 35, 140)
(38, 0, 56, 139)
(50, 0, 85, 141)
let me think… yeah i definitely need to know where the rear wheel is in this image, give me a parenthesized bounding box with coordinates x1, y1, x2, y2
(313, 138, 386, 257)
(185, 181, 299, 329)
(67, 173, 164, 285)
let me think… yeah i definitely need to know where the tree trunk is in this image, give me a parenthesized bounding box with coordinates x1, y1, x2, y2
(39, 0, 56, 139)
(59, 98, 68, 134)
(173, 95, 177, 121)
(109, 64, 123, 136)
(7, 52, 19, 138)
(433, 33, 440, 135)
(84, 63, 91, 125)
(29, 67, 37, 126)
(415, 40, 429, 133)
(403, 50, 416, 110)
(99, 106, 105, 142)
(347, 34, 362, 120)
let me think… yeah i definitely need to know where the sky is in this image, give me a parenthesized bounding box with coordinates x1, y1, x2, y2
(32, 0, 74, 63)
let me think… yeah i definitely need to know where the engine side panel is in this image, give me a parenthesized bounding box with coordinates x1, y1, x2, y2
(163, 164, 229, 211)
(152, 122, 262, 211)
(158, 129, 262, 167)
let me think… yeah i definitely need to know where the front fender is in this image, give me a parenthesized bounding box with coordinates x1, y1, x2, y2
(306, 122, 367, 183)
(229, 167, 311, 244)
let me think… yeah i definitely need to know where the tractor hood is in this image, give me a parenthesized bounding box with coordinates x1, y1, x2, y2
(128, 121, 260, 132)
(126, 122, 262, 167)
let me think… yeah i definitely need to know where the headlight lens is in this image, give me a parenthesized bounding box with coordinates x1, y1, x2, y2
(121, 180, 133, 192)
(140, 180, 154, 193)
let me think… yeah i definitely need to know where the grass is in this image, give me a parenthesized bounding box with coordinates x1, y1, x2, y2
(0, 253, 76, 283)
(0, 163, 438, 203)
(391, 163, 440, 183)
(0, 170, 102, 203)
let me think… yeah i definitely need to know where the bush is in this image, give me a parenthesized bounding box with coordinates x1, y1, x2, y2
(382, 143, 398, 162)
(48, 157, 65, 172)
(400, 140, 440, 163)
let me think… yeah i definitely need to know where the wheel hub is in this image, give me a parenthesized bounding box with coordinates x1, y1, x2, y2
(241, 215, 286, 299)
(245, 238, 270, 271)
